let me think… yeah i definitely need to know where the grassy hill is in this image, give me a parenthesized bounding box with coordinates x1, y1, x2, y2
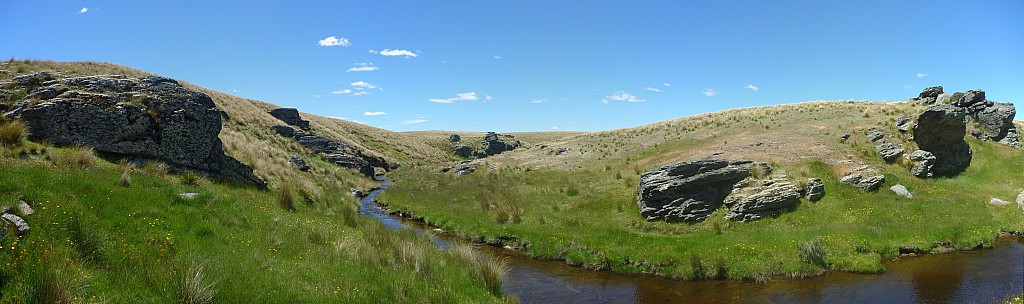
(380, 100, 1024, 280)
(0, 60, 512, 302)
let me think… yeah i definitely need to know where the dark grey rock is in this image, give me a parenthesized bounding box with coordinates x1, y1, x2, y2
(481, 132, 520, 156)
(951, 90, 986, 111)
(804, 178, 825, 202)
(908, 150, 936, 178)
(840, 173, 885, 192)
(454, 145, 473, 158)
(724, 182, 801, 222)
(451, 161, 479, 176)
(556, 147, 568, 155)
(839, 134, 851, 142)
(866, 129, 885, 142)
(324, 153, 374, 177)
(4, 74, 266, 187)
(999, 128, 1021, 148)
(268, 108, 310, 130)
(895, 116, 913, 132)
(890, 184, 913, 198)
(271, 125, 295, 137)
(350, 188, 365, 197)
(289, 154, 310, 172)
(876, 142, 904, 163)
(1, 213, 29, 235)
(449, 134, 461, 142)
(637, 159, 754, 223)
(970, 102, 1019, 147)
(916, 86, 943, 102)
(913, 104, 972, 176)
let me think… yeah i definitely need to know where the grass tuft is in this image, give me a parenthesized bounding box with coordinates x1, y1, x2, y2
(798, 236, 826, 266)
(51, 146, 97, 169)
(0, 120, 27, 147)
(278, 183, 296, 212)
(180, 263, 216, 304)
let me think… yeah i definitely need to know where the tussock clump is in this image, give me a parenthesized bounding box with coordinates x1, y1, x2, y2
(179, 263, 216, 304)
(449, 243, 509, 297)
(0, 120, 28, 147)
(798, 236, 826, 266)
(51, 146, 97, 169)
(278, 183, 296, 212)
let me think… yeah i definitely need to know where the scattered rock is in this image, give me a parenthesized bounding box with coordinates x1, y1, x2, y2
(876, 142, 904, 163)
(350, 188, 365, 198)
(268, 108, 310, 130)
(449, 134, 461, 142)
(914, 86, 943, 104)
(724, 181, 802, 222)
(895, 116, 913, 132)
(950, 89, 987, 112)
(1, 213, 29, 235)
(0, 205, 11, 214)
(289, 154, 310, 172)
(890, 184, 913, 198)
(179, 192, 199, 200)
(556, 147, 568, 155)
(907, 150, 936, 178)
(637, 159, 754, 223)
(324, 153, 374, 177)
(840, 173, 885, 192)
(804, 178, 825, 202)
(913, 104, 972, 176)
(839, 134, 851, 143)
(453, 145, 473, 158)
(451, 161, 479, 176)
(989, 198, 1010, 206)
(866, 129, 885, 142)
(271, 125, 295, 137)
(2, 73, 266, 187)
(481, 132, 520, 156)
(16, 200, 32, 215)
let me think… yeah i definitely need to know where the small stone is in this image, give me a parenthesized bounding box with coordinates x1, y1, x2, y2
(989, 198, 1010, 206)
(804, 178, 825, 202)
(866, 130, 885, 142)
(890, 185, 913, 198)
(1, 213, 29, 235)
(16, 200, 33, 215)
(179, 193, 199, 200)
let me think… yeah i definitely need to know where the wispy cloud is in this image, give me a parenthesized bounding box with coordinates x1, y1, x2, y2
(493, 55, 502, 60)
(318, 36, 351, 47)
(350, 91, 368, 96)
(331, 89, 352, 95)
(485, 95, 493, 101)
(602, 91, 645, 103)
(645, 87, 663, 93)
(916, 72, 928, 78)
(663, 83, 672, 87)
(550, 126, 560, 130)
(744, 84, 759, 91)
(702, 88, 718, 96)
(401, 119, 428, 125)
(363, 111, 387, 116)
(530, 99, 544, 104)
(370, 49, 418, 58)
(78, 7, 88, 14)
(429, 92, 478, 104)
(346, 62, 378, 72)
(350, 81, 379, 90)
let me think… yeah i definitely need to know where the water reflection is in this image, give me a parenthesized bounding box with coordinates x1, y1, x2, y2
(359, 180, 1024, 303)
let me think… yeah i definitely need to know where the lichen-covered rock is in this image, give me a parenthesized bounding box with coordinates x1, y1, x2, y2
(866, 129, 885, 142)
(890, 184, 913, 198)
(289, 154, 310, 172)
(268, 108, 310, 130)
(3, 73, 265, 187)
(876, 142, 904, 163)
(914, 86, 943, 104)
(840, 173, 885, 192)
(913, 104, 972, 176)
(1, 213, 29, 236)
(724, 182, 802, 222)
(907, 150, 936, 178)
(895, 116, 913, 132)
(804, 178, 825, 201)
(637, 159, 754, 223)
(324, 153, 374, 177)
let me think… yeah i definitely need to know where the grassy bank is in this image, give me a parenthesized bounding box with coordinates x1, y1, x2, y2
(379, 102, 1024, 281)
(0, 143, 509, 302)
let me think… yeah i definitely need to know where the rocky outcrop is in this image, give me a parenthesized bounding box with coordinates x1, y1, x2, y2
(269, 126, 395, 177)
(268, 108, 310, 130)
(724, 181, 802, 222)
(289, 154, 310, 172)
(913, 104, 972, 176)
(913, 86, 944, 104)
(324, 153, 374, 177)
(271, 125, 295, 137)
(970, 102, 1020, 147)
(637, 159, 754, 223)
(1, 72, 265, 187)
(866, 129, 885, 142)
(804, 178, 825, 202)
(482, 132, 520, 156)
(440, 161, 480, 176)
(895, 116, 913, 132)
(453, 145, 473, 158)
(840, 173, 885, 192)
(449, 134, 461, 142)
(876, 142, 904, 163)
(907, 150, 936, 178)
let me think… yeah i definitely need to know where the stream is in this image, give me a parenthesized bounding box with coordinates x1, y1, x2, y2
(359, 178, 1024, 303)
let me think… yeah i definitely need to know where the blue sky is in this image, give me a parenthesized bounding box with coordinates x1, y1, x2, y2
(2, 1, 1021, 132)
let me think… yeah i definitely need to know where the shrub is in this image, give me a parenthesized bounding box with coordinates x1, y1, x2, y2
(278, 183, 296, 212)
(52, 146, 97, 169)
(179, 263, 215, 304)
(798, 236, 826, 266)
(0, 120, 27, 147)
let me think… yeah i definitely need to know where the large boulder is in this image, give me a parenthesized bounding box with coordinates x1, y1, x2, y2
(2, 73, 265, 187)
(914, 86, 943, 104)
(637, 159, 753, 223)
(268, 108, 310, 130)
(481, 132, 520, 156)
(907, 150, 936, 178)
(453, 145, 473, 158)
(913, 104, 972, 176)
(324, 153, 374, 177)
(724, 181, 802, 222)
(970, 102, 1020, 147)
(876, 142, 904, 163)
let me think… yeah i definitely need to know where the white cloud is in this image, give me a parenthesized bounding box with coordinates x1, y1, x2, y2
(372, 49, 418, 57)
(494, 55, 501, 60)
(346, 62, 378, 72)
(429, 92, 479, 104)
(485, 95, 493, 101)
(645, 87, 663, 93)
(902, 84, 912, 90)
(916, 72, 928, 78)
(351, 91, 368, 96)
(745, 84, 759, 91)
(363, 111, 387, 116)
(530, 99, 544, 104)
(702, 88, 718, 96)
(318, 36, 351, 47)
(331, 89, 352, 95)
(602, 91, 645, 103)
(550, 126, 560, 130)
(78, 7, 88, 14)
(401, 119, 428, 125)
(663, 83, 672, 87)
(350, 81, 379, 90)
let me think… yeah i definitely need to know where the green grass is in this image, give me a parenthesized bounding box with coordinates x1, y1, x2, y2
(0, 146, 510, 302)
(379, 137, 1024, 281)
